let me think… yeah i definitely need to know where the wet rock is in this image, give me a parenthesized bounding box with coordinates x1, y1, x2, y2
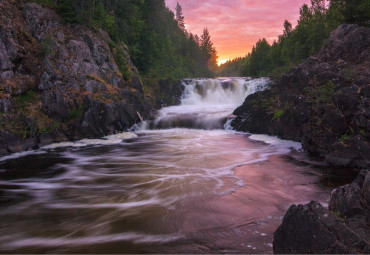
(274, 171, 370, 254)
(0, 132, 37, 153)
(0, 1, 178, 154)
(232, 24, 370, 168)
(145, 78, 184, 109)
(38, 133, 53, 147)
(51, 131, 68, 143)
(329, 170, 370, 239)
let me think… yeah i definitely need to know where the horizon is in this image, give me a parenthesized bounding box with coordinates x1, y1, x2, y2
(166, 0, 311, 65)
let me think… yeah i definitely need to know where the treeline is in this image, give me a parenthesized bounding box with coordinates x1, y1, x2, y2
(33, 0, 217, 78)
(218, 0, 370, 77)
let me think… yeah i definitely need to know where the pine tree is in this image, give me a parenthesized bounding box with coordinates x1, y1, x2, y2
(200, 27, 213, 53)
(175, 2, 186, 31)
(200, 27, 218, 72)
(283, 20, 292, 36)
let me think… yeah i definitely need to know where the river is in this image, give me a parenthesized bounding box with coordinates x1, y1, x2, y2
(0, 78, 342, 253)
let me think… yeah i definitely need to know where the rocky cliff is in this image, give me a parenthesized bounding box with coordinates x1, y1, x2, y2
(232, 24, 370, 169)
(273, 170, 370, 254)
(0, 1, 182, 155)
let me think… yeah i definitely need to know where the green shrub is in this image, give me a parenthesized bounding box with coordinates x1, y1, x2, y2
(16, 91, 38, 108)
(319, 81, 336, 103)
(67, 107, 84, 121)
(114, 48, 131, 81)
(338, 133, 350, 143)
(343, 68, 357, 81)
(40, 35, 55, 57)
(274, 109, 284, 119)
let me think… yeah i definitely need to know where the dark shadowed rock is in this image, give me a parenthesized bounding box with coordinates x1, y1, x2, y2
(0, 1, 184, 154)
(144, 78, 184, 109)
(273, 170, 370, 254)
(232, 24, 370, 168)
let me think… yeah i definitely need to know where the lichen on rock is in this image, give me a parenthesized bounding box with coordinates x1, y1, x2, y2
(0, 1, 151, 154)
(232, 24, 370, 169)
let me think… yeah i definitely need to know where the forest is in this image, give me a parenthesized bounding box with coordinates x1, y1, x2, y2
(218, 0, 370, 77)
(32, 0, 218, 79)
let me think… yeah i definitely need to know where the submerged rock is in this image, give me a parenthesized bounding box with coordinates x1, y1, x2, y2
(232, 24, 370, 168)
(273, 170, 370, 254)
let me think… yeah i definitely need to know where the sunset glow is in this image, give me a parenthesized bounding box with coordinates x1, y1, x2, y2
(166, 0, 311, 64)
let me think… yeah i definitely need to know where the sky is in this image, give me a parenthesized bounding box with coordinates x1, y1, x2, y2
(166, 0, 311, 65)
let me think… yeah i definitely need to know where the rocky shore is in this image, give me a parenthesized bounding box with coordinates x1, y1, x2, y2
(0, 1, 182, 155)
(230, 23, 370, 254)
(274, 170, 370, 254)
(232, 24, 370, 169)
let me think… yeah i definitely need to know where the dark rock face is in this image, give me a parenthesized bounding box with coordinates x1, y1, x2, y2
(0, 1, 178, 154)
(143, 78, 184, 109)
(232, 24, 370, 168)
(273, 170, 370, 254)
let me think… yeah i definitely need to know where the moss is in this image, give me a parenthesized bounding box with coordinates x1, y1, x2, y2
(16, 91, 38, 108)
(319, 81, 336, 103)
(39, 120, 60, 134)
(338, 133, 350, 143)
(40, 35, 55, 57)
(67, 107, 84, 121)
(114, 47, 131, 81)
(274, 109, 284, 119)
(343, 68, 358, 81)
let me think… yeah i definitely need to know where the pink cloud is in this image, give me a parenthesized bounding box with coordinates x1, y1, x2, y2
(166, 0, 311, 64)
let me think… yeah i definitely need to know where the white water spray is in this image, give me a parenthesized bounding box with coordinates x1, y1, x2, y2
(144, 77, 270, 130)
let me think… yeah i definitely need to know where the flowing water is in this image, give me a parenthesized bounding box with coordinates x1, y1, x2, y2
(0, 78, 342, 254)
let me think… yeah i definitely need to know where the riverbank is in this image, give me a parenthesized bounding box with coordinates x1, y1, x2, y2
(0, 127, 339, 254)
(232, 24, 370, 169)
(274, 169, 370, 254)
(0, 1, 183, 156)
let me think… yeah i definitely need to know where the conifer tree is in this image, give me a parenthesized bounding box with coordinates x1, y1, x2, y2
(175, 2, 186, 31)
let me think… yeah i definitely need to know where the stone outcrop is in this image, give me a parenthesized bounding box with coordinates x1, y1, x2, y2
(273, 170, 370, 254)
(232, 24, 370, 168)
(143, 78, 184, 109)
(0, 1, 182, 155)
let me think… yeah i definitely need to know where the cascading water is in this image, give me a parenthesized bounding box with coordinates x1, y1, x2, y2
(144, 77, 269, 130)
(0, 77, 339, 254)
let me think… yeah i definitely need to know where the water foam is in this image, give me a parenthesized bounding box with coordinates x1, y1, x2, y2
(249, 134, 302, 151)
(42, 132, 137, 150)
(2, 232, 183, 249)
(145, 77, 270, 130)
(181, 77, 270, 106)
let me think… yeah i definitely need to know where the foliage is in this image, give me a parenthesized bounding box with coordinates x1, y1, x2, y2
(318, 81, 336, 103)
(40, 35, 55, 57)
(330, 0, 370, 26)
(16, 91, 38, 108)
(67, 106, 84, 121)
(175, 2, 186, 32)
(274, 110, 284, 119)
(338, 133, 350, 143)
(113, 47, 131, 81)
(218, 0, 369, 77)
(343, 68, 358, 81)
(31, 0, 217, 79)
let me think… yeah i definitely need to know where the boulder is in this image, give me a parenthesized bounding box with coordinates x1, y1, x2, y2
(232, 24, 370, 168)
(274, 170, 370, 254)
(0, 1, 164, 152)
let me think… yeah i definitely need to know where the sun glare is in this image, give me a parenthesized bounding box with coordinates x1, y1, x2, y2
(217, 59, 229, 66)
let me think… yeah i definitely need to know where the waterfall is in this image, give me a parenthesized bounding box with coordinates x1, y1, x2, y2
(144, 77, 270, 130)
